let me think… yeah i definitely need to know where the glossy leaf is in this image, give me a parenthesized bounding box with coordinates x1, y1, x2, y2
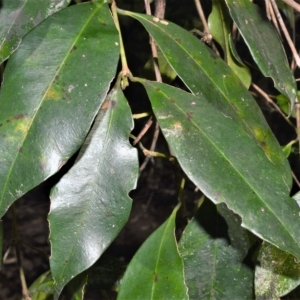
(121, 10, 292, 189)
(117, 205, 188, 300)
(225, 0, 297, 111)
(49, 86, 138, 298)
(179, 200, 253, 299)
(208, 0, 251, 88)
(0, 1, 119, 218)
(255, 242, 300, 299)
(140, 80, 300, 259)
(0, 0, 70, 63)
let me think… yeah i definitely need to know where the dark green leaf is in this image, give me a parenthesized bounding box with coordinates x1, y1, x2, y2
(140, 80, 300, 258)
(179, 200, 253, 299)
(49, 86, 138, 298)
(121, 10, 292, 190)
(0, 0, 70, 63)
(255, 242, 300, 299)
(0, 1, 119, 218)
(87, 255, 126, 292)
(225, 0, 297, 111)
(117, 205, 188, 300)
(64, 272, 88, 300)
(208, 0, 251, 88)
(218, 203, 253, 259)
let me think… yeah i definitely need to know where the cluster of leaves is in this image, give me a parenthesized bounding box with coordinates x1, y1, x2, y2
(1, 0, 300, 299)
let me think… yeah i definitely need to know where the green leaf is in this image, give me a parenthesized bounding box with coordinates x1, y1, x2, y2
(140, 80, 300, 259)
(0, 0, 70, 63)
(0, 1, 120, 218)
(282, 140, 296, 158)
(225, 0, 297, 111)
(121, 10, 292, 190)
(276, 91, 300, 118)
(48, 85, 138, 298)
(179, 200, 253, 299)
(208, 0, 251, 88)
(28, 271, 54, 300)
(255, 242, 300, 299)
(143, 48, 177, 83)
(117, 205, 188, 300)
(64, 272, 88, 300)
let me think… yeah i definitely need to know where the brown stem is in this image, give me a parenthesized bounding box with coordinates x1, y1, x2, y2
(281, 0, 300, 13)
(133, 117, 153, 146)
(251, 83, 295, 130)
(270, 0, 300, 67)
(193, 0, 209, 33)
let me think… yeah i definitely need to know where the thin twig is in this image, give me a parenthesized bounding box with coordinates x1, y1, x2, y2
(266, 0, 281, 36)
(270, 0, 300, 67)
(252, 83, 295, 129)
(144, 0, 151, 15)
(133, 112, 151, 119)
(265, 0, 271, 20)
(295, 97, 300, 154)
(144, 0, 162, 83)
(11, 204, 30, 300)
(155, 0, 166, 19)
(132, 117, 153, 145)
(130, 134, 175, 161)
(193, 0, 209, 33)
(281, 0, 300, 13)
(178, 177, 187, 218)
(292, 171, 300, 189)
(140, 0, 166, 172)
(19, 240, 49, 259)
(139, 121, 161, 172)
